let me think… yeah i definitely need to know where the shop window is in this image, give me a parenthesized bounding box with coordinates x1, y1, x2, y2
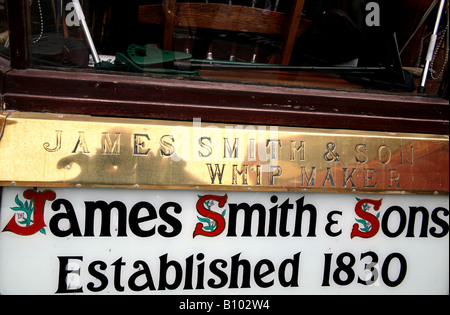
(0, 0, 8, 57)
(6, 0, 448, 93)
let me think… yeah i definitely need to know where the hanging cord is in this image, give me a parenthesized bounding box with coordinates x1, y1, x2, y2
(416, 2, 449, 74)
(30, 0, 44, 44)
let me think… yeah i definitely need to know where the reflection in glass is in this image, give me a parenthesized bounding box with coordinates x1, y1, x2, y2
(20, 1, 421, 92)
(0, 0, 9, 57)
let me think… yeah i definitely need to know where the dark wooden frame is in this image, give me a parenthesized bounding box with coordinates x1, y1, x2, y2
(2, 65, 448, 135)
(1, 0, 448, 136)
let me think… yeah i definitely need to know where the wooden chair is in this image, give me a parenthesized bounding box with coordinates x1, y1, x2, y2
(138, 0, 308, 65)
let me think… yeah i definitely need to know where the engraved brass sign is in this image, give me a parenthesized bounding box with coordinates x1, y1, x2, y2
(0, 111, 448, 194)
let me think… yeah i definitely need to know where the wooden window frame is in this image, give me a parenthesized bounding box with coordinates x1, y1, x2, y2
(1, 0, 448, 135)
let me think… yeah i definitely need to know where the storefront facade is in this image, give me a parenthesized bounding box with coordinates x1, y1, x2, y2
(0, 0, 448, 296)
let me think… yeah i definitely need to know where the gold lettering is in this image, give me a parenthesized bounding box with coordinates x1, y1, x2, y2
(269, 165, 282, 185)
(248, 138, 256, 161)
(301, 167, 316, 187)
(223, 138, 239, 158)
(43, 130, 62, 152)
(377, 145, 392, 164)
(400, 146, 414, 165)
(290, 140, 305, 161)
(72, 131, 89, 154)
(256, 165, 261, 185)
(206, 163, 225, 184)
(266, 139, 281, 159)
(134, 134, 150, 156)
(364, 168, 377, 188)
(355, 144, 368, 164)
(198, 137, 212, 158)
(324, 142, 340, 162)
(160, 135, 175, 157)
(102, 132, 120, 155)
(389, 169, 401, 188)
(343, 168, 357, 188)
(322, 168, 335, 187)
(232, 165, 248, 185)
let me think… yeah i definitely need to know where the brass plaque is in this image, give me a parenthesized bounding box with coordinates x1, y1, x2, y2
(0, 111, 448, 194)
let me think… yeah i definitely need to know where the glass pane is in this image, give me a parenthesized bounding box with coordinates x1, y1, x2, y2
(26, 0, 421, 92)
(30, 0, 88, 67)
(0, 0, 8, 58)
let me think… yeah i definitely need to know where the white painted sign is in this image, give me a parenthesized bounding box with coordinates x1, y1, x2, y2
(0, 187, 448, 294)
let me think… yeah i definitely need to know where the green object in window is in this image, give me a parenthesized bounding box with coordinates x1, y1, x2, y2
(127, 44, 192, 66)
(98, 44, 199, 76)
